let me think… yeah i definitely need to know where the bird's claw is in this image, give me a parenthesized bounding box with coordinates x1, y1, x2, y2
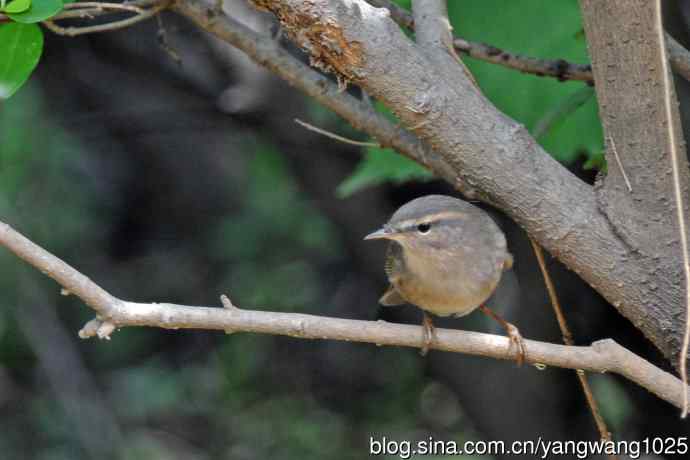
(506, 323, 526, 366)
(420, 313, 435, 356)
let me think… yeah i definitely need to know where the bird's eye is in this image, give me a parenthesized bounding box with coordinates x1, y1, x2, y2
(417, 222, 431, 234)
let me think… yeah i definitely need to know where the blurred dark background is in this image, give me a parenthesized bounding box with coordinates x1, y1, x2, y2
(2, 0, 690, 458)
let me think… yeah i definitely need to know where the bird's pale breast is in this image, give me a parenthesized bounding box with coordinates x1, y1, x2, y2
(391, 245, 503, 317)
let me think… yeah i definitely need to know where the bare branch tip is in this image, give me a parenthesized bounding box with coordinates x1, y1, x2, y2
(294, 118, 379, 147)
(78, 318, 102, 339)
(221, 294, 239, 310)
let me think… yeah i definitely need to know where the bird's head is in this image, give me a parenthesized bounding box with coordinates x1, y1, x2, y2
(364, 195, 473, 255)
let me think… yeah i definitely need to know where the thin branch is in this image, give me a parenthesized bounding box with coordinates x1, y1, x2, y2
(0, 0, 162, 22)
(453, 37, 593, 83)
(365, 0, 690, 84)
(654, 0, 690, 418)
(294, 118, 379, 147)
(63, 2, 147, 14)
(42, 0, 170, 37)
(1, 220, 690, 410)
(530, 238, 614, 452)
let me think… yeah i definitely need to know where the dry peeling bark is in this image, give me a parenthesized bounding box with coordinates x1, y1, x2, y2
(252, 0, 363, 82)
(250, 0, 690, 368)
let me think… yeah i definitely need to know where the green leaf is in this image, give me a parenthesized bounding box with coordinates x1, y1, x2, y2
(390, 0, 410, 9)
(0, 22, 43, 100)
(337, 147, 433, 197)
(3, 0, 31, 13)
(8, 0, 63, 23)
(449, 0, 603, 164)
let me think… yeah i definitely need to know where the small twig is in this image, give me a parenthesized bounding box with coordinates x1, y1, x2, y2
(221, 294, 239, 310)
(608, 136, 632, 192)
(49, 8, 113, 20)
(32, 1, 168, 29)
(0, 0, 163, 21)
(454, 38, 593, 83)
(42, 0, 170, 37)
(294, 118, 379, 147)
(530, 238, 615, 453)
(221, 294, 239, 334)
(63, 2, 147, 14)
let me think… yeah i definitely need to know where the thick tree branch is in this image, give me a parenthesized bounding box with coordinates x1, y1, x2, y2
(581, 0, 690, 371)
(1, 220, 689, 410)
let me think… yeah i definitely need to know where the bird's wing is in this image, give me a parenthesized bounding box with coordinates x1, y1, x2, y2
(384, 242, 404, 278)
(380, 242, 407, 305)
(379, 284, 407, 306)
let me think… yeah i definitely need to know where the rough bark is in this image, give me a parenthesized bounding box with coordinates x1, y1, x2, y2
(581, 0, 690, 366)
(247, 0, 688, 366)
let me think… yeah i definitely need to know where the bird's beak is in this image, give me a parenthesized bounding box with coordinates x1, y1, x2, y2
(364, 227, 393, 240)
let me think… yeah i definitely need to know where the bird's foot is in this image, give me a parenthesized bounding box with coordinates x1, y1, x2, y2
(420, 312, 435, 356)
(505, 322, 526, 366)
(479, 305, 526, 366)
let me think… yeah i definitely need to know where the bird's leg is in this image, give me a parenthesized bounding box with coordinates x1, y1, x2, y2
(420, 311, 436, 356)
(479, 305, 526, 366)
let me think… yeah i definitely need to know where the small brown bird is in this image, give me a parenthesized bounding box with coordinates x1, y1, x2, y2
(365, 195, 525, 362)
